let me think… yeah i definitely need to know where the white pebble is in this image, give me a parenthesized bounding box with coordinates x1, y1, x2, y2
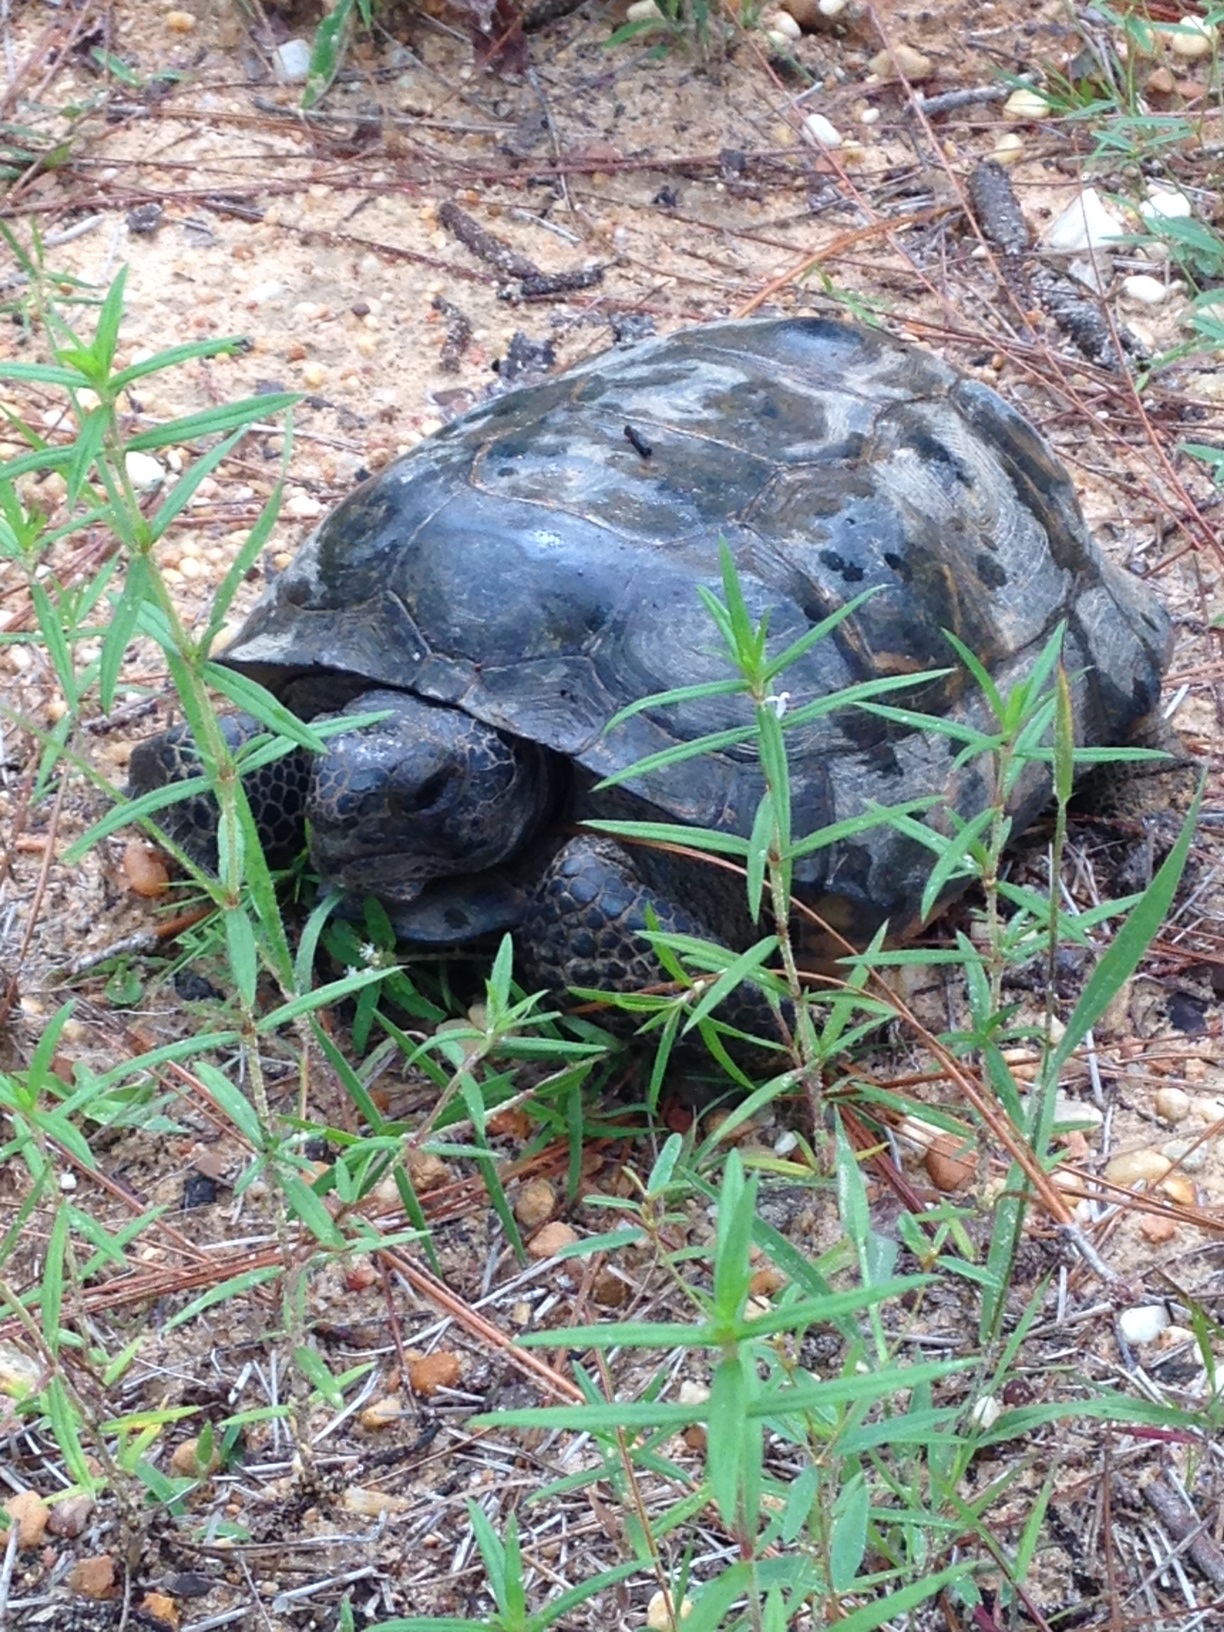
(272, 39, 313, 82)
(625, 0, 662, 18)
(1003, 87, 1051, 121)
(818, 0, 847, 13)
(859, 106, 880, 126)
(285, 491, 323, 520)
(1118, 1304, 1171, 1346)
(1139, 187, 1193, 224)
(124, 451, 165, 490)
(802, 112, 842, 149)
(1163, 18, 1216, 59)
(246, 280, 286, 307)
(992, 132, 1025, 165)
(1121, 273, 1169, 306)
(969, 1394, 1002, 1431)
(1154, 1086, 1191, 1123)
(767, 10, 801, 38)
(1044, 187, 1127, 254)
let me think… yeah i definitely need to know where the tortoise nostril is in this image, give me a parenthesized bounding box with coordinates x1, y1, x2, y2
(393, 769, 454, 817)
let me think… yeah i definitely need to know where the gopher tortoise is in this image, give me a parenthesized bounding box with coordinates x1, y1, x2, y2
(129, 317, 1171, 1025)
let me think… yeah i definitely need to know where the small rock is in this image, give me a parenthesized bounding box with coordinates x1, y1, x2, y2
(359, 1395, 403, 1430)
(1160, 1171, 1197, 1207)
(47, 1494, 94, 1539)
(181, 1171, 217, 1209)
(301, 361, 327, 390)
(1043, 188, 1128, 254)
(592, 1268, 628, 1307)
(164, 10, 197, 31)
(625, 0, 662, 18)
(124, 450, 165, 490)
(1121, 274, 1169, 306)
(342, 1486, 411, 1516)
(406, 1151, 449, 1190)
(749, 1265, 786, 1298)
(818, 0, 846, 12)
(867, 44, 933, 80)
(1189, 1095, 1224, 1124)
(1018, 1093, 1102, 1132)
(487, 1105, 533, 1140)
(246, 280, 286, 307)
(1145, 66, 1177, 95)
(514, 1178, 557, 1230)
(1157, 1324, 1196, 1350)
(1104, 1148, 1172, 1188)
(1154, 1087, 1191, 1124)
(678, 1379, 710, 1404)
(1140, 187, 1193, 224)
(1119, 1304, 1171, 1345)
(969, 1394, 1002, 1430)
(1161, 1137, 1210, 1174)
(408, 1350, 462, 1396)
(1053, 1094, 1103, 1129)
(344, 1256, 377, 1292)
(925, 1133, 977, 1192)
(170, 1437, 219, 1478)
(139, 1595, 179, 1629)
(1162, 18, 1216, 59)
(1003, 87, 1051, 121)
(69, 1555, 116, 1599)
(272, 39, 313, 82)
(4, 1490, 48, 1548)
(285, 491, 323, 519)
(1140, 1212, 1178, 1243)
(647, 1591, 693, 1630)
(766, 10, 802, 39)
(992, 132, 1024, 165)
(527, 1220, 579, 1259)
(802, 112, 843, 149)
(122, 839, 169, 898)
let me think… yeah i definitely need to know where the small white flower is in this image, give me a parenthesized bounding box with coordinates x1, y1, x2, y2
(360, 941, 380, 966)
(764, 691, 791, 719)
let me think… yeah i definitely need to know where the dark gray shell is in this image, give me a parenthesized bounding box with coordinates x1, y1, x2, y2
(222, 318, 1170, 936)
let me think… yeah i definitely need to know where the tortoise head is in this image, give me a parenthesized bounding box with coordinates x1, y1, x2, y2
(307, 690, 557, 903)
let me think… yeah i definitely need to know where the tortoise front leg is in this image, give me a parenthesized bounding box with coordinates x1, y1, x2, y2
(127, 713, 312, 870)
(521, 833, 788, 1044)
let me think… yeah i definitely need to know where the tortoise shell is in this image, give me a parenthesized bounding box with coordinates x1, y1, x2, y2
(219, 317, 1170, 939)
